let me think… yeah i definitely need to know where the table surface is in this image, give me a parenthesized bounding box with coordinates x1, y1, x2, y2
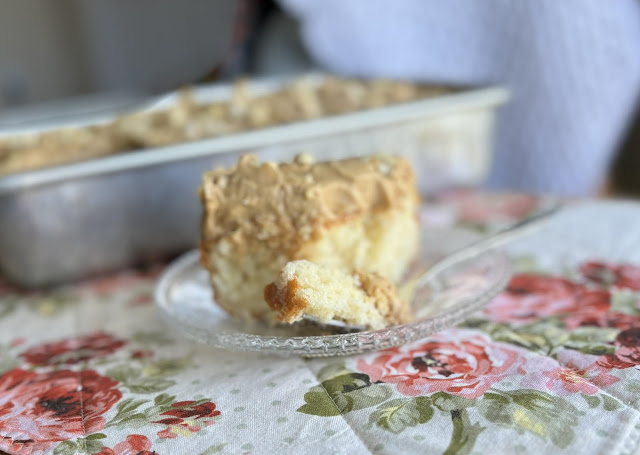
(1, 190, 640, 455)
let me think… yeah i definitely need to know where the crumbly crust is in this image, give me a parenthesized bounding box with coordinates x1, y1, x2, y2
(264, 278, 310, 324)
(199, 153, 419, 259)
(355, 270, 413, 326)
(264, 264, 412, 328)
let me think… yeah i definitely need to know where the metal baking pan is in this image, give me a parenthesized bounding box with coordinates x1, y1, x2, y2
(0, 73, 508, 287)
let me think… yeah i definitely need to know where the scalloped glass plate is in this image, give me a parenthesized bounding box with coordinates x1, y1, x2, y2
(154, 228, 511, 357)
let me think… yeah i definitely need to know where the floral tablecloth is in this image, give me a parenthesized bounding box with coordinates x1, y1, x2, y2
(1, 191, 640, 455)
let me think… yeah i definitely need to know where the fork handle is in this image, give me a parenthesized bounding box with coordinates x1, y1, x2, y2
(422, 198, 561, 282)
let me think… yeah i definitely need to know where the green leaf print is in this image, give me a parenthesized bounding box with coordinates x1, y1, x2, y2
(461, 319, 567, 354)
(431, 392, 477, 412)
(625, 381, 640, 394)
(510, 320, 569, 352)
(297, 386, 341, 416)
(323, 372, 370, 395)
(369, 397, 434, 434)
(106, 365, 139, 382)
(511, 255, 540, 274)
(144, 398, 211, 421)
(469, 318, 620, 357)
(0, 291, 78, 318)
(53, 440, 78, 455)
(132, 330, 174, 345)
(321, 373, 392, 414)
(107, 394, 219, 431)
(478, 389, 578, 448)
(602, 395, 623, 411)
(126, 377, 176, 394)
(611, 290, 640, 315)
(333, 383, 393, 414)
(154, 393, 177, 408)
(581, 394, 601, 409)
(316, 362, 351, 382)
(568, 326, 618, 344)
(105, 398, 149, 427)
(115, 397, 147, 414)
(142, 357, 192, 377)
(106, 364, 175, 393)
(443, 408, 485, 455)
(567, 343, 616, 356)
(298, 371, 392, 416)
(565, 326, 618, 355)
(76, 437, 104, 454)
(199, 443, 228, 454)
(30, 293, 78, 316)
(86, 433, 106, 440)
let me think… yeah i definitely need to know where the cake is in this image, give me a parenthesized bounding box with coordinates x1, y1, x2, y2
(0, 77, 449, 176)
(264, 260, 412, 329)
(199, 153, 420, 323)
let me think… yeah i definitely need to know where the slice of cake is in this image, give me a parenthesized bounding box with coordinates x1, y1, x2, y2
(199, 153, 420, 322)
(264, 260, 412, 329)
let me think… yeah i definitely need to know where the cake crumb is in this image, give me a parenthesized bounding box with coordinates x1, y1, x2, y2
(264, 260, 413, 329)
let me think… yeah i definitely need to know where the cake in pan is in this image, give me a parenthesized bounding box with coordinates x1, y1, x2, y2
(0, 77, 448, 176)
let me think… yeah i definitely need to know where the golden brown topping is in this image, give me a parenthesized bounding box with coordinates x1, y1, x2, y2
(199, 154, 419, 253)
(0, 77, 450, 176)
(264, 277, 310, 324)
(355, 270, 413, 326)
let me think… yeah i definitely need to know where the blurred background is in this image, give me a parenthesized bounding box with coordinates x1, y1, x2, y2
(1, 0, 639, 196)
(1, 0, 640, 287)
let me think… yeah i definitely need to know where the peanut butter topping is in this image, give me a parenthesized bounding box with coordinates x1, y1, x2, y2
(199, 154, 419, 253)
(355, 270, 413, 325)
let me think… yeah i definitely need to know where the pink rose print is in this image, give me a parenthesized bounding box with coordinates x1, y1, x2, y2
(519, 352, 619, 396)
(82, 274, 142, 297)
(561, 290, 619, 330)
(483, 274, 587, 325)
(127, 293, 153, 307)
(598, 327, 640, 370)
(130, 350, 154, 360)
(20, 331, 126, 366)
(542, 365, 619, 395)
(98, 434, 158, 455)
(10, 337, 26, 348)
(0, 369, 121, 455)
(434, 189, 538, 225)
(564, 309, 640, 331)
(81, 267, 161, 297)
(153, 401, 221, 439)
(357, 329, 524, 399)
(484, 270, 640, 329)
(581, 261, 640, 291)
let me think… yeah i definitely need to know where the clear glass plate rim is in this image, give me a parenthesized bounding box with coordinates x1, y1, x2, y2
(154, 247, 512, 352)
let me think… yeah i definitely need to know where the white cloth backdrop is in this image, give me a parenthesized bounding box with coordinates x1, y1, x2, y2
(278, 0, 640, 196)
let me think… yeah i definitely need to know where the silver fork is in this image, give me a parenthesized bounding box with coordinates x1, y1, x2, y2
(302, 198, 561, 331)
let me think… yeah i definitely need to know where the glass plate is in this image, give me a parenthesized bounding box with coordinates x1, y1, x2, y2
(154, 228, 511, 357)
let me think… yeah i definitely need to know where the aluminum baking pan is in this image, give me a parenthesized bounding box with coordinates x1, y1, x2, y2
(0, 81, 508, 287)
